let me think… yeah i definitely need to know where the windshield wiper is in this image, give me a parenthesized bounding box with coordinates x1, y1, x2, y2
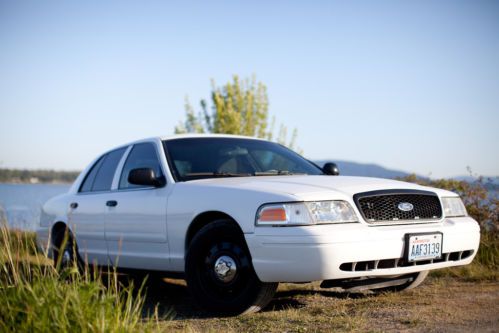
(183, 170, 306, 180)
(253, 170, 306, 176)
(183, 172, 252, 179)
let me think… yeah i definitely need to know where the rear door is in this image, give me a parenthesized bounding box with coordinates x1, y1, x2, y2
(69, 147, 127, 265)
(105, 142, 170, 270)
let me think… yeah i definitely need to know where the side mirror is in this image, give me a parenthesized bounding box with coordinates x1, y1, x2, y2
(323, 162, 340, 176)
(128, 168, 166, 187)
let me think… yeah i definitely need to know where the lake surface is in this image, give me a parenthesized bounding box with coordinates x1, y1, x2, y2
(0, 183, 71, 230)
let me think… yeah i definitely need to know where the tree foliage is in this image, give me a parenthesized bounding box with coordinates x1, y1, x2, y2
(175, 75, 298, 150)
(399, 174, 498, 235)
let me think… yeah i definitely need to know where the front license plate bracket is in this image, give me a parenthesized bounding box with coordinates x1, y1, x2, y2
(404, 232, 443, 263)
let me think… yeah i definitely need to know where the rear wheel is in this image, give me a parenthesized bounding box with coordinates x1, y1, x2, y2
(185, 220, 278, 314)
(53, 227, 83, 272)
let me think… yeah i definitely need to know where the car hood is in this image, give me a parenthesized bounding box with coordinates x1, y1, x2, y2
(186, 175, 453, 200)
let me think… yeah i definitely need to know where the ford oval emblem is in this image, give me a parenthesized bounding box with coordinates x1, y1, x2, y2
(398, 202, 414, 212)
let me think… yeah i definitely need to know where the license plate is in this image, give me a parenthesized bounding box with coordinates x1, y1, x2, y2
(405, 233, 443, 262)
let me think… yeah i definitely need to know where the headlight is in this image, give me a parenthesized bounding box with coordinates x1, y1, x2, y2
(256, 201, 358, 226)
(441, 197, 467, 217)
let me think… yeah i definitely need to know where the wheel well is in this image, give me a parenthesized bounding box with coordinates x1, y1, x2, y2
(51, 222, 69, 246)
(185, 211, 242, 252)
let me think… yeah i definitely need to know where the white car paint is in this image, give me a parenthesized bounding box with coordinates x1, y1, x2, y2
(36, 134, 480, 283)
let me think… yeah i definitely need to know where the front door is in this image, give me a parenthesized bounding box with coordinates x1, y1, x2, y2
(105, 142, 170, 271)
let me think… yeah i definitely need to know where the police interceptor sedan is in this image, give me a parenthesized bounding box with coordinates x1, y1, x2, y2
(36, 135, 480, 314)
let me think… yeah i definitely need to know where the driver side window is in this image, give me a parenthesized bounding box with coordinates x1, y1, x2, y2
(119, 143, 163, 189)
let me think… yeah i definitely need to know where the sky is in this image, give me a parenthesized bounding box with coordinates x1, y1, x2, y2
(0, 0, 498, 179)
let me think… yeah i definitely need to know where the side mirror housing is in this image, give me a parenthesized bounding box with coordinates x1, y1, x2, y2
(128, 168, 166, 187)
(323, 162, 340, 176)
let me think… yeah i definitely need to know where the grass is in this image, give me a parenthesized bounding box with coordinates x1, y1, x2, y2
(166, 279, 499, 332)
(0, 225, 165, 333)
(146, 232, 499, 332)
(475, 231, 499, 268)
(431, 232, 499, 281)
(0, 225, 497, 332)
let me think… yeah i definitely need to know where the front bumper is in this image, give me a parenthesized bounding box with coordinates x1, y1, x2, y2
(245, 217, 480, 283)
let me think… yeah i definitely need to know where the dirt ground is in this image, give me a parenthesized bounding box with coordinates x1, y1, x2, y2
(139, 276, 499, 332)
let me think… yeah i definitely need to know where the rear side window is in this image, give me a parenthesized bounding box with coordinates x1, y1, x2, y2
(119, 143, 163, 189)
(79, 157, 105, 192)
(79, 148, 126, 192)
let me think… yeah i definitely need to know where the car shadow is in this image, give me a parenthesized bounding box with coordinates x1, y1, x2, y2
(275, 288, 370, 300)
(128, 275, 371, 319)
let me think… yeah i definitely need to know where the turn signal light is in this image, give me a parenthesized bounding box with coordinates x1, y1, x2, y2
(258, 207, 287, 222)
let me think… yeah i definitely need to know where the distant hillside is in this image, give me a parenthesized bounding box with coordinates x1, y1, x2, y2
(314, 160, 414, 179)
(453, 175, 499, 191)
(0, 169, 80, 184)
(314, 160, 498, 192)
(454, 175, 499, 185)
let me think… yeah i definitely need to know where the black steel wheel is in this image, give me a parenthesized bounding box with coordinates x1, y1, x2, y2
(185, 220, 277, 314)
(374, 270, 429, 293)
(53, 227, 83, 272)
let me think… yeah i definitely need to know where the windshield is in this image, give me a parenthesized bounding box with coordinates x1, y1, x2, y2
(163, 137, 324, 181)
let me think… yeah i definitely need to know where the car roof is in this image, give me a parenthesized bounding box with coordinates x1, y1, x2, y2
(159, 133, 265, 142)
(101, 134, 269, 156)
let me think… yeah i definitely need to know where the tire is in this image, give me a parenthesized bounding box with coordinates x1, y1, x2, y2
(53, 228, 83, 272)
(374, 270, 429, 293)
(185, 220, 278, 314)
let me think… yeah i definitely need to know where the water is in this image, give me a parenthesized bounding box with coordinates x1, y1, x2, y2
(0, 183, 71, 230)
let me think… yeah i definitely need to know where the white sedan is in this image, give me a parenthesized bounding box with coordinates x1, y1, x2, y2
(36, 134, 480, 314)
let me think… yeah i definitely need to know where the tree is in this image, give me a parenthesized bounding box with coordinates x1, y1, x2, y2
(175, 75, 299, 150)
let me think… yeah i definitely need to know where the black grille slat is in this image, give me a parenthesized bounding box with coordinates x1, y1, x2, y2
(339, 250, 474, 271)
(354, 190, 442, 224)
(359, 194, 441, 221)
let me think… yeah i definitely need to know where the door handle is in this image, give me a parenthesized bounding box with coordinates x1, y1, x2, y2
(70, 202, 78, 209)
(106, 200, 118, 207)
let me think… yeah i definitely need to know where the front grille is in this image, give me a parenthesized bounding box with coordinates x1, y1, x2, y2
(354, 189, 442, 224)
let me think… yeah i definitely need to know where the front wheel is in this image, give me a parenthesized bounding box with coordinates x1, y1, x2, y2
(374, 270, 429, 293)
(185, 220, 278, 314)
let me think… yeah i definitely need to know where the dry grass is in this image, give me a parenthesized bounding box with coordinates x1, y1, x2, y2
(155, 277, 499, 333)
(144, 236, 499, 332)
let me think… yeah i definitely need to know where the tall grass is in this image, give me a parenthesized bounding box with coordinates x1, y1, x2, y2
(431, 232, 499, 281)
(0, 225, 162, 332)
(476, 232, 498, 269)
